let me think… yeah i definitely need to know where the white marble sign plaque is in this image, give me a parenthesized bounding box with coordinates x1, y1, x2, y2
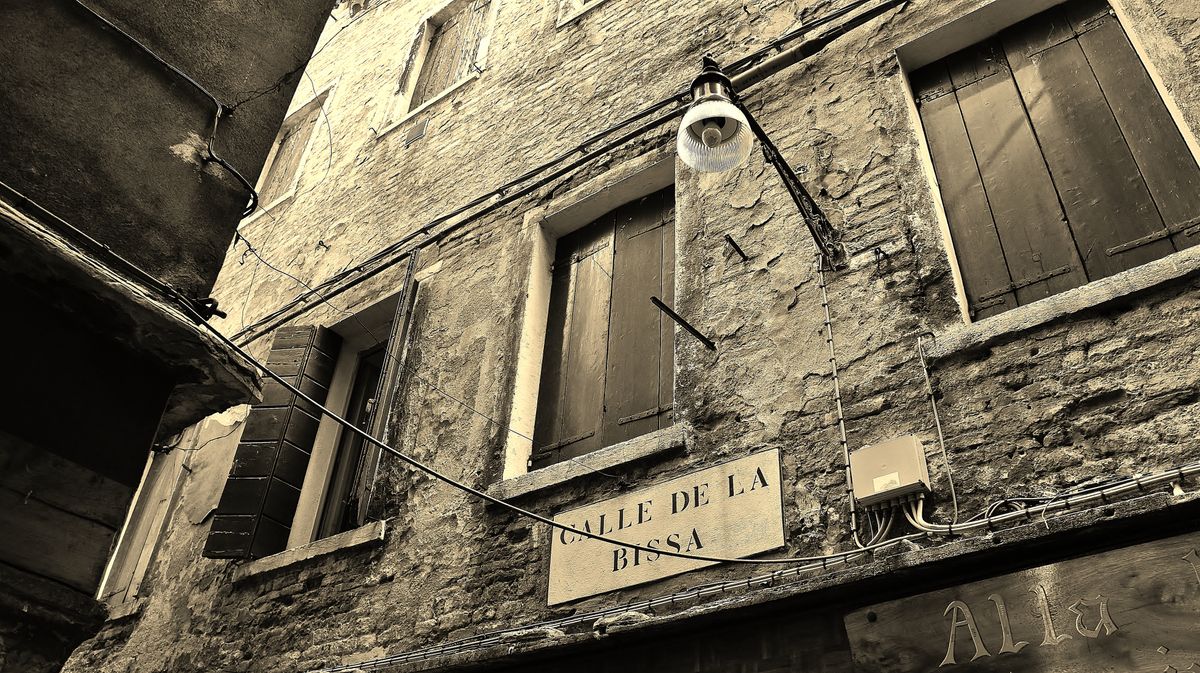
(547, 449, 784, 604)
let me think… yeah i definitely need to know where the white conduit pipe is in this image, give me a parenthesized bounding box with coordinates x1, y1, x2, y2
(906, 461, 1200, 535)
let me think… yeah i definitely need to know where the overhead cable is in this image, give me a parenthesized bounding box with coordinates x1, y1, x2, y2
(71, 0, 260, 216)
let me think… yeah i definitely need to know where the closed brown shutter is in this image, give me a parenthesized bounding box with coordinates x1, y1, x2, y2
(531, 214, 615, 466)
(913, 0, 1200, 318)
(531, 187, 675, 469)
(603, 189, 675, 447)
(203, 326, 341, 559)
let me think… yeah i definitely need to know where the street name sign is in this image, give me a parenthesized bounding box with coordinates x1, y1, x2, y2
(547, 449, 784, 604)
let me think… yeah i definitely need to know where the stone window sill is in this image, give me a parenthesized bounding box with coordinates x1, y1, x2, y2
(489, 424, 687, 501)
(376, 72, 481, 142)
(232, 519, 386, 583)
(556, 0, 610, 28)
(925, 244, 1200, 361)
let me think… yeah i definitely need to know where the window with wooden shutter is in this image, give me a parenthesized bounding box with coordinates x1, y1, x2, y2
(203, 326, 341, 560)
(912, 0, 1200, 319)
(409, 0, 488, 109)
(531, 187, 675, 469)
(257, 92, 326, 207)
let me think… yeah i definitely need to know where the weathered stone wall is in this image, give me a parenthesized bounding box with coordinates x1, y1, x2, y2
(0, 0, 335, 296)
(64, 0, 1200, 671)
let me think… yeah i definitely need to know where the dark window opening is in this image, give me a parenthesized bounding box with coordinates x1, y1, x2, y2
(317, 344, 386, 540)
(531, 187, 676, 470)
(912, 0, 1200, 320)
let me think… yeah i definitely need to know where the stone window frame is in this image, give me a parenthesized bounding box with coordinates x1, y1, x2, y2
(554, 0, 611, 29)
(895, 0, 1200, 349)
(377, 0, 499, 139)
(493, 147, 686, 500)
(240, 82, 336, 228)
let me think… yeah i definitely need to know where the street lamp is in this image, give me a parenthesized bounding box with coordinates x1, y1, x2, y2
(677, 56, 847, 268)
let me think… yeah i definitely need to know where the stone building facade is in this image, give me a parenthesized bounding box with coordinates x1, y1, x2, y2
(64, 0, 1200, 671)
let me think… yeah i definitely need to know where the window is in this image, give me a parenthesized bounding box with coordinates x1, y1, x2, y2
(530, 187, 675, 469)
(556, 0, 608, 25)
(205, 276, 417, 560)
(316, 343, 385, 539)
(911, 0, 1200, 320)
(255, 91, 327, 209)
(391, 0, 490, 120)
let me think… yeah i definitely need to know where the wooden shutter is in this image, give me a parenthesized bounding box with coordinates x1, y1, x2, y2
(204, 326, 341, 559)
(531, 187, 675, 468)
(531, 216, 615, 467)
(352, 255, 421, 525)
(259, 102, 321, 205)
(602, 189, 675, 447)
(411, 1, 488, 107)
(913, 0, 1200, 318)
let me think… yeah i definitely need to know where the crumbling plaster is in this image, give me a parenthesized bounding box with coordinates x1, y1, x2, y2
(65, 0, 1200, 671)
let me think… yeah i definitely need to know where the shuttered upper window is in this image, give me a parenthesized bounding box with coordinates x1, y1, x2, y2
(204, 273, 418, 560)
(913, 0, 1200, 320)
(408, 0, 489, 109)
(531, 188, 675, 469)
(257, 92, 326, 208)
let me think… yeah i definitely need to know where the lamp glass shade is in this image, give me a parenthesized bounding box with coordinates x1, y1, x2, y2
(676, 99, 754, 173)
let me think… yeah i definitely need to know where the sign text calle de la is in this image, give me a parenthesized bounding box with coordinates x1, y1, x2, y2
(547, 449, 784, 604)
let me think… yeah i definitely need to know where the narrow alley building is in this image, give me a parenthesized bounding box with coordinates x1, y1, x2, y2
(50, 0, 1200, 671)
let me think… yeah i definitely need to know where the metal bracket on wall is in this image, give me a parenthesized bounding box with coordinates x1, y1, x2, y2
(529, 430, 595, 463)
(651, 296, 716, 351)
(617, 404, 673, 426)
(724, 234, 750, 262)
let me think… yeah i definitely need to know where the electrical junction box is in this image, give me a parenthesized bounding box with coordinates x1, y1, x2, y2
(849, 435, 931, 509)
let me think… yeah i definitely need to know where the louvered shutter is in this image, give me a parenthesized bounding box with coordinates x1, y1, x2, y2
(204, 326, 341, 559)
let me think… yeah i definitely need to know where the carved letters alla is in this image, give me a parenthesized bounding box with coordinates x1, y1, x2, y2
(845, 532, 1200, 672)
(940, 587, 1116, 666)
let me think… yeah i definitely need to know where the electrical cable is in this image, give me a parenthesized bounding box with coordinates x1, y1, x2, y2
(917, 334, 959, 523)
(816, 256, 868, 548)
(904, 462, 1200, 536)
(317, 458, 1196, 671)
(192, 292, 923, 565)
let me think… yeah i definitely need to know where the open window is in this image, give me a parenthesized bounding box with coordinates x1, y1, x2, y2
(903, 0, 1200, 321)
(204, 261, 418, 560)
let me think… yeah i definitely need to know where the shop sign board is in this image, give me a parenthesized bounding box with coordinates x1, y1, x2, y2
(845, 530, 1200, 672)
(547, 449, 784, 605)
